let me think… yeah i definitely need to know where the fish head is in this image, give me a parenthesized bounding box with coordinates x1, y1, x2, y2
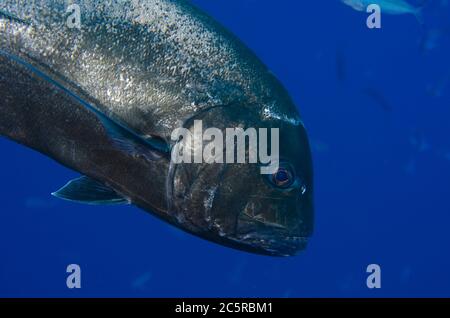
(169, 102, 313, 256)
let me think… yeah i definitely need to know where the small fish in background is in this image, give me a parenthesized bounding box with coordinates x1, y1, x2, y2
(362, 87, 393, 112)
(24, 196, 56, 209)
(409, 129, 431, 153)
(311, 140, 330, 154)
(433, 148, 450, 162)
(341, 0, 426, 22)
(403, 158, 416, 175)
(444, 152, 450, 161)
(400, 266, 414, 283)
(338, 274, 358, 292)
(131, 272, 153, 291)
(419, 27, 449, 53)
(336, 48, 347, 82)
(227, 261, 247, 286)
(314, 49, 325, 62)
(282, 290, 293, 298)
(427, 69, 450, 98)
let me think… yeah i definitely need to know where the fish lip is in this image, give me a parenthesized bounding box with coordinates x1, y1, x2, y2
(234, 213, 311, 256)
(231, 231, 309, 257)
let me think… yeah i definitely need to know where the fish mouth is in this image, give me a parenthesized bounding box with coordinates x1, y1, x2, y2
(230, 214, 310, 256)
(229, 230, 309, 257)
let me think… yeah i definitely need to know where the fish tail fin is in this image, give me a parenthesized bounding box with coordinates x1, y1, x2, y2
(414, 9, 424, 26)
(414, 0, 432, 26)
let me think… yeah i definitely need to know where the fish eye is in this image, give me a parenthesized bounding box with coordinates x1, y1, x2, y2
(270, 164, 295, 189)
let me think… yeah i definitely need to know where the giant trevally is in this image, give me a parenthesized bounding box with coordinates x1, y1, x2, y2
(0, 0, 313, 256)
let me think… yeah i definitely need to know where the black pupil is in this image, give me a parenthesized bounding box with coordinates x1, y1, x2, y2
(275, 169, 289, 183)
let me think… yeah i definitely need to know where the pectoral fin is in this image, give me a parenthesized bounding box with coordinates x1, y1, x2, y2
(52, 176, 130, 205)
(0, 48, 169, 162)
(96, 111, 169, 161)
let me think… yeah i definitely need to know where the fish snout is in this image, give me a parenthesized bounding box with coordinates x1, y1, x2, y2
(235, 196, 313, 256)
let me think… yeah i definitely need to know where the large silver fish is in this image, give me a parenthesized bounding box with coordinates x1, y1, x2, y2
(0, 0, 313, 256)
(341, 0, 424, 20)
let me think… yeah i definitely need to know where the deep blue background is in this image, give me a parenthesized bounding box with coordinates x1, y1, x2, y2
(1, 0, 449, 297)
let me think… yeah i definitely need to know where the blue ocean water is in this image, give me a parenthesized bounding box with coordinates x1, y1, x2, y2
(0, 0, 449, 297)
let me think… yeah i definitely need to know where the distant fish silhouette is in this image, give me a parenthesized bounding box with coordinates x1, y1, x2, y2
(409, 129, 431, 153)
(419, 27, 449, 54)
(341, 0, 426, 23)
(311, 140, 330, 153)
(24, 197, 56, 209)
(362, 87, 393, 112)
(444, 152, 450, 161)
(427, 69, 450, 98)
(131, 272, 152, 291)
(336, 49, 347, 82)
(403, 158, 416, 175)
